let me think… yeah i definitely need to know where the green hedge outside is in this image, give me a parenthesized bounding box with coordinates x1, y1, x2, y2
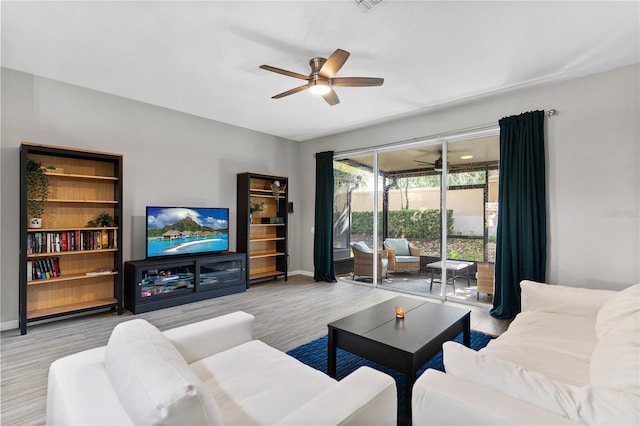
(351, 209, 454, 239)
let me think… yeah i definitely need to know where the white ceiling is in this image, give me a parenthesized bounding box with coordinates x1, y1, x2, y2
(2, 1, 639, 142)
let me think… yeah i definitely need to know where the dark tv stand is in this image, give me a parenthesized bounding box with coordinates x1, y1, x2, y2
(124, 252, 246, 314)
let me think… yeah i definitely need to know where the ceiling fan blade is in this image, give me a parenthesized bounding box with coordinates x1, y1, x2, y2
(331, 77, 384, 87)
(259, 65, 310, 81)
(272, 84, 309, 99)
(318, 49, 350, 79)
(414, 159, 435, 166)
(322, 88, 340, 106)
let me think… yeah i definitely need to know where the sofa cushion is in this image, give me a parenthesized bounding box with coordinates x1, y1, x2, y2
(591, 314, 640, 395)
(384, 238, 410, 256)
(351, 241, 371, 253)
(520, 280, 616, 317)
(596, 283, 640, 339)
(443, 341, 640, 425)
(480, 311, 597, 385)
(105, 319, 222, 426)
(191, 339, 336, 425)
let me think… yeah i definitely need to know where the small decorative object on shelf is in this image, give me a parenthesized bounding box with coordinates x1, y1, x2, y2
(270, 180, 286, 212)
(249, 201, 265, 223)
(45, 165, 64, 174)
(396, 306, 405, 318)
(25, 158, 49, 228)
(250, 201, 265, 214)
(85, 268, 113, 276)
(87, 212, 115, 227)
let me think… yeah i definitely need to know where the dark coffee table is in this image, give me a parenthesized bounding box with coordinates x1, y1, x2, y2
(327, 296, 471, 416)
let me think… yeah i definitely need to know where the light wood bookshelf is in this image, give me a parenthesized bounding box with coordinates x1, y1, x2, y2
(19, 142, 123, 335)
(237, 172, 288, 285)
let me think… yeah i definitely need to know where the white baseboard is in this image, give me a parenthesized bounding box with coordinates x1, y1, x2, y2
(1, 319, 19, 331)
(289, 270, 313, 277)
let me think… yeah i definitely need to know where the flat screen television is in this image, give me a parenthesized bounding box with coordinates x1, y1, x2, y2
(146, 206, 229, 259)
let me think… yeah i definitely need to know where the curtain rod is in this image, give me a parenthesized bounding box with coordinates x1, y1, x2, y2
(324, 109, 557, 159)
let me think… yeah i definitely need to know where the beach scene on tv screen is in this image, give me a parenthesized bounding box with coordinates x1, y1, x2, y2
(147, 207, 229, 257)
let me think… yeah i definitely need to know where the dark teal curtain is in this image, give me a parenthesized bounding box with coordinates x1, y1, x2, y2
(314, 151, 337, 282)
(491, 110, 546, 319)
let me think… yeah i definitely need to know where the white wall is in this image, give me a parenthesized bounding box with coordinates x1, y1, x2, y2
(0, 68, 300, 326)
(298, 65, 640, 290)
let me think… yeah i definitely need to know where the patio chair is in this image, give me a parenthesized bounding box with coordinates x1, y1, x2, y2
(383, 238, 421, 273)
(350, 241, 388, 283)
(476, 261, 495, 300)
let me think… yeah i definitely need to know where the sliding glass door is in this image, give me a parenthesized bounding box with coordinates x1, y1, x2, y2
(333, 130, 499, 305)
(334, 154, 384, 283)
(444, 137, 499, 302)
(376, 144, 444, 297)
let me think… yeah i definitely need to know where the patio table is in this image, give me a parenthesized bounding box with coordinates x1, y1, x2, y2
(425, 260, 474, 291)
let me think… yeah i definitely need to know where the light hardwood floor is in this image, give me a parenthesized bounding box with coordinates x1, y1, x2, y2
(1, 275, 510, 426)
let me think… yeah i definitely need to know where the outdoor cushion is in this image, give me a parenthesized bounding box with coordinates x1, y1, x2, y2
(351, 241, 371, 253)
(384, 238, 410, 256)
(395, 255, 419, 263)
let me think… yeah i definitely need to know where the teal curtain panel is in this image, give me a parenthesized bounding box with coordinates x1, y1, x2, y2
(314, 151, 337, 282)
(491, 110, 546, 319)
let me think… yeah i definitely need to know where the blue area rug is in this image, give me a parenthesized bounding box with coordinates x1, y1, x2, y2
(287, 330, 494, 425)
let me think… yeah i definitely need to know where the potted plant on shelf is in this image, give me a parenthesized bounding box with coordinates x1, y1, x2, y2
(250, 201, 265, 224)
(25, 159, 50, 228)
(87, 212, 115, 227)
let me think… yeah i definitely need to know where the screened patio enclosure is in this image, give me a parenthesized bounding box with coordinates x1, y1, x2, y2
(333, 134, 500, 304)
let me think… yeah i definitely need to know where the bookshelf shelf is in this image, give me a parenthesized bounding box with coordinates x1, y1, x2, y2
(46, 199, 119, 204)
(19, 142, 124, 335)
(27, 271, 118, 285)
(28, 226, 118, 232)
(27, 298, 118, 320)
(45, 171, 118, 181)
(27, 249, 118, 258)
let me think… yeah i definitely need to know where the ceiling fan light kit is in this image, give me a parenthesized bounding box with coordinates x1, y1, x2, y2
(260, 49, 384, 105)
(308, 78, 331, 95)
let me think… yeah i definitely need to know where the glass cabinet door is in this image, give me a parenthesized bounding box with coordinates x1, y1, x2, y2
(138, 264, 196, 299)
(198, 259, 244, 290)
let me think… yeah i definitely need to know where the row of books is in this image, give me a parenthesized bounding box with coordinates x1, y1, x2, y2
(27, 230, 117, 254)
(27, 258, 61, 281)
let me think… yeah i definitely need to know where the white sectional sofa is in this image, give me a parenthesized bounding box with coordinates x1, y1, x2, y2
(46, 311, 397, 425)
(412, 280, 640, 425)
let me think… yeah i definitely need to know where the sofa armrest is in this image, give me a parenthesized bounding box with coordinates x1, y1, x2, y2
(409, 244, 421, 256)
(275, 366, 397, 426)
(412, 369, 579, 426)
(163, 311, 254, 364)
(46, 347, 134, 426)
(520, 280, 616, 317)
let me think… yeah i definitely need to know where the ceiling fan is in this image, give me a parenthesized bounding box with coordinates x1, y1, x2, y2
(259, 49, 384, 106)
(414, 151, 447, 172)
